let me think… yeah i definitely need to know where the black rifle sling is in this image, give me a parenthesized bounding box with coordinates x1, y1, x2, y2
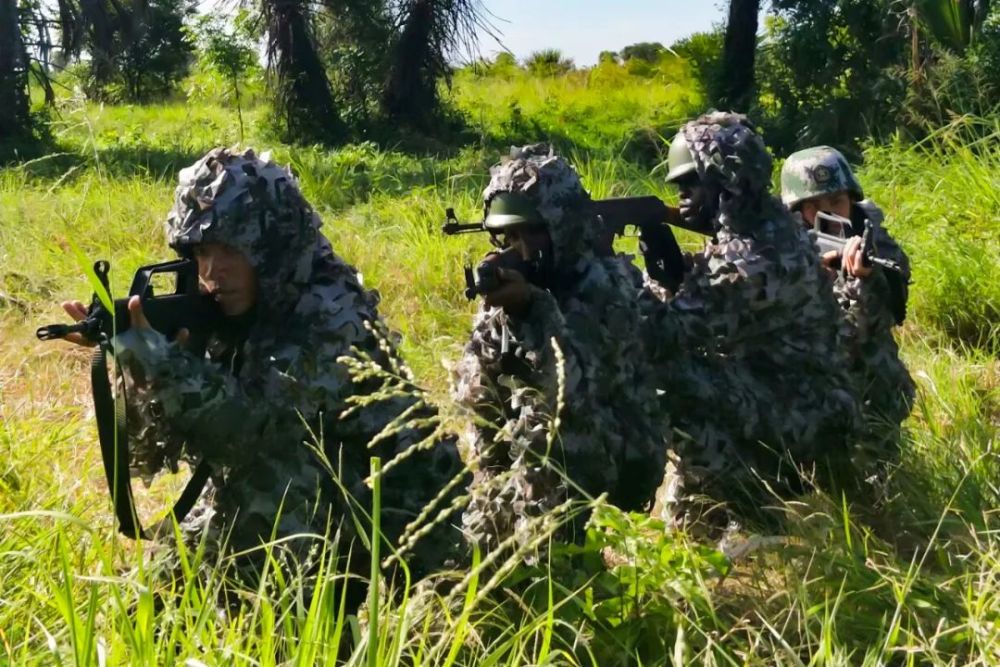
(91, 342, 211, 539)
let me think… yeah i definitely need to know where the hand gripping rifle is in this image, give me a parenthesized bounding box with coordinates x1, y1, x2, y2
(37, 259, 222, 539)
(442, 208, 541, 300)
(810, 211, 908, 324)
(810, 211, 904, 274)
(442, 196, 700, 296)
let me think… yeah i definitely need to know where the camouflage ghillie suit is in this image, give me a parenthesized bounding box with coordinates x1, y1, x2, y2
(455, 145, 668, 553)
(781, 147, 915, 453)
(645, 114, 862, 528)
(113, 148, 466, 585)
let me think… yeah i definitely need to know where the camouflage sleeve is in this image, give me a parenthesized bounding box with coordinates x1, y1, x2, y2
(641, 238, 774, 361)
(456, 287, 587, 548)
(856, 201, 911, 325)
(836, 270, 899, 347)
(114, 277, 374, 479)
(454, 288, 565, 463)
(113, 327, 296, 479)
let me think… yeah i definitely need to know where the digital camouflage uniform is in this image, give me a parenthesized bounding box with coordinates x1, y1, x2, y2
(782, 146, 915, 463)
(645, 114, 862, 528)
(455, 144, 668, 553)
(113, 148, 467, 585)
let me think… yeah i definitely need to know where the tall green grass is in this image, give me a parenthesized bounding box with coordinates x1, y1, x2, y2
(0, 70, 998, 664)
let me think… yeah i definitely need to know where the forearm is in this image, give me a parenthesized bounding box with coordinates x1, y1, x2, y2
(843, 271, 899, 343)
(114, 328, 286, 465)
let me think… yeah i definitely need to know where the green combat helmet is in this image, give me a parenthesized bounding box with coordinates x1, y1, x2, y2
(483, 192, 544, 231)
(780, 146, 864, 210)
(665, 132, 697, 183)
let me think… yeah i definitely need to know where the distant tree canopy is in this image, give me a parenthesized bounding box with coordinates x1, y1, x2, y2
(619, 41, 666, 63)
(54, 0, 196, 102)
(524, 49, 574, 76)
(6, 0, 1000, 153)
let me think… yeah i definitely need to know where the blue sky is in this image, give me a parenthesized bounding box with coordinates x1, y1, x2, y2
(473, 0, 728, 67)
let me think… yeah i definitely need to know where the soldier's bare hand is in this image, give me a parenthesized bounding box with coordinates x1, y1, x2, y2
(820, 250, 841, 278)
(483, 268, 532, 316)
(842, 236, 873, 279)
(59, 300, 97, 347)
(127, 295, 152, 330)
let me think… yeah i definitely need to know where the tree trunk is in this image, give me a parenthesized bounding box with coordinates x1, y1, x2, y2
(0, 0, 31, 139)
(263, 0, 346, 144)
(78, 0, 117, 94)
(380, 0, 437, 128)
(718, 0, 760, 111)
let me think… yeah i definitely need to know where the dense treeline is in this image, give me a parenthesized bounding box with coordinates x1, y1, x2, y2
(2, 0, 1000, 154)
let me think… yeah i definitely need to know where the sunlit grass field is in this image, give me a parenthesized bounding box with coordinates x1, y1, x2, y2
(0, 66, 998, 664)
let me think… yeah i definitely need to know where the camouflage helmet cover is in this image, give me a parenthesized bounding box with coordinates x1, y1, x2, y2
(482, 143, 596, 264)
(166, 147, 322, 310)
(780, 146, 864, 209)
(680, 112, 773, 200)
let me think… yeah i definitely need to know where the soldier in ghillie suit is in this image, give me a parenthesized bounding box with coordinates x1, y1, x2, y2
(781, 146, 914, 472)
(641, 113, 862, 531)
(60, 148, 467, 596)
(455, 144, 668, 555)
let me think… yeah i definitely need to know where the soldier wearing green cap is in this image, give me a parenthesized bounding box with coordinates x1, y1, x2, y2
(642, 113, 862, 532)
(455, 143, 668, 556)
(781, 146, 914, 477)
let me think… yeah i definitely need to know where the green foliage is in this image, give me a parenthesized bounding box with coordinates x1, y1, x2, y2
(187, 11, 261, 140)
(96, 0, 198, 102)
(756, 0, 909, 155)
(1, 56, 999, 665)
(860, 117, 1000, 354)
(903, 10, 1000, 128)
(619, 41, 667, 63)
(450, 53, 703, 163)
(597, 50, 618, 64)
(669, 29, 724, 101)
(315, 1, 394, 133)
(524, 48, 574, 77)
(917, 0, 992, 52)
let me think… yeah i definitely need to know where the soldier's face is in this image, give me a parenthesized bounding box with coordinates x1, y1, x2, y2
(798, 191, 852, 228)
(675, 174, 715, 229)
(504, 224, 551, 262)
(194, 242, 258, 316)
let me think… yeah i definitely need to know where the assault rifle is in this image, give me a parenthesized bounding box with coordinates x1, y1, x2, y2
(810, 211, 908, 324)
(442, 196, 702, 296)
(462, 246, 540, 301)
(811, 211, 905, 274)
(37, 259, 222, 539)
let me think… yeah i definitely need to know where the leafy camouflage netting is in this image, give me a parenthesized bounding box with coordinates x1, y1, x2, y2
(458, 145, 668, 556)
(115, 146, 468, 587)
